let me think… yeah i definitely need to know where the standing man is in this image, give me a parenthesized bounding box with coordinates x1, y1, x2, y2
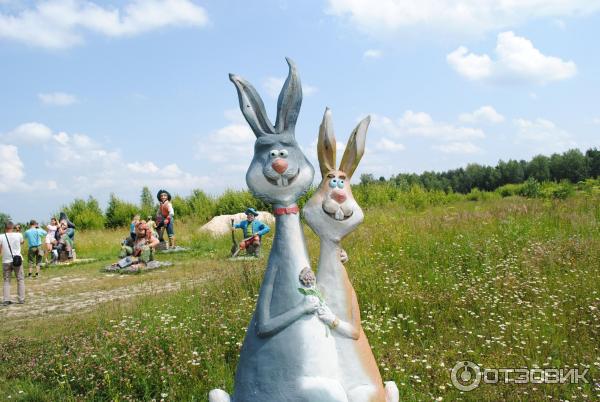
(232, 208, 270, 257)
(0, 221, 25, 305)
(24, 220, 47, 278)
(156, 189, 175, 249)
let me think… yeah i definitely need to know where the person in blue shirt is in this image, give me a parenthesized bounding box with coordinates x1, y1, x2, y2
(232, 208, 270, 257)
(24, 220, 47, 278)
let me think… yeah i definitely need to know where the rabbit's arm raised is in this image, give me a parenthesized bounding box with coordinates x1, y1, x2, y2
(256, 265, 318, 338)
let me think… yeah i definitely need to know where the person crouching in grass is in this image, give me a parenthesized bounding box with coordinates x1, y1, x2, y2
(24, 220, 47, 278)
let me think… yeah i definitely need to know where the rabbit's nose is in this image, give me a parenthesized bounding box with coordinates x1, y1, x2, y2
(272, 158, 288, 174)
(330, 189, 347, 204)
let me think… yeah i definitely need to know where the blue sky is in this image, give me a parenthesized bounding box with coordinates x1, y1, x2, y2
(1, 0, 599, 221)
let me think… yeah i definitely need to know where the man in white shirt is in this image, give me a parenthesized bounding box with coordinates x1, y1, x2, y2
(0, 221, 25, 305)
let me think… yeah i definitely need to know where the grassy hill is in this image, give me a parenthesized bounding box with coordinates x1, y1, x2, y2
(1, 194, 599, 401)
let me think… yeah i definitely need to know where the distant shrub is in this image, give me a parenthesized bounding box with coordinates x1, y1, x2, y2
(105, 194, 139, 228)
(187, 189, 216, 223)
(542, 181, 575, 200)
(62, 197, 105, 230)
(496, 183, 522, 197)
(214, 190, 268, 216)
(519, 178, 541, 198)
(171, 195, 192, 219)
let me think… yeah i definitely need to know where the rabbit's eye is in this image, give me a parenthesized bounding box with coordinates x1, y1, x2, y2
(337, 180, 345, 189)
(329, 178, 338, 188)
(269, 150, 279, 157)
(278, 150, 288, 158)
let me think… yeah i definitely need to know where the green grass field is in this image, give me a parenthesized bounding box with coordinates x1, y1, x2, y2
(1, 194, 599, 401)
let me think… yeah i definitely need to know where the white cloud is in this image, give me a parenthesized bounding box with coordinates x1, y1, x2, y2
(514, 117, 577, 153)
(592, 117, 600, 125)
(0, 144, 26, 192)
(263, 76, 318, 99)
(371, 110, 485, 141)
(459, 106, 505, 124)
(325, 0, 600, 37)
(38, 91, 77, 106)
(127, 161, 160, 173)
(363, 49, 382, 59)
(196, 109, 255, 164)
(2, 122, 53, 144)
(0, 0, 209, 49)
(374, 137, 405, 151)
(447, 31, 577, 85)
(1, 121, 210, 195)
(433, 141, 482, 154)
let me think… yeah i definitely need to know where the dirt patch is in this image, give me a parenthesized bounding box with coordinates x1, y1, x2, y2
(0, 273, 206, 320)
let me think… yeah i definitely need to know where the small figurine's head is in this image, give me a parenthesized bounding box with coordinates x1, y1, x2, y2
(303, 108, 370, 242)
(157, 189, 171, 203)
(245, 207, 258, 222)
(135, 221, 152, 241)
(229, 58, 314, 206)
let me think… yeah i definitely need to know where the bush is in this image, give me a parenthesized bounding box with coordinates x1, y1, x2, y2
(496, 183, 522, 197)
(61, 197, 105, 230)
(105, 194, 139, 228)
(187, 190, 216, 222)
(540, 181, 575, 200)
(171, 195, 192, 219)
(214, 190, 268, 216)
(519, 178, 541, 198)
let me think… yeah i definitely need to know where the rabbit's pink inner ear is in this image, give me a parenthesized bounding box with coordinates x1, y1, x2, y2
(339, 116, 370, 179)
(318, 108, 336, 178)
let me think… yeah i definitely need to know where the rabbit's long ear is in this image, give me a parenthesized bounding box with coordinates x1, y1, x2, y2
(339, 116, 370, 179)
(229, 74, 276, 137)
(317, 108, 336, 178)
(274, 57, 302, 134)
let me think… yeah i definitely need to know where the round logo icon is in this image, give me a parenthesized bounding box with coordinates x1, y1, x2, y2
(451, 361, 481, 391)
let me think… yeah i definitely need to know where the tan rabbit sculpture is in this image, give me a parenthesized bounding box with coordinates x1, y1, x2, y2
(303, 108, 400, 402)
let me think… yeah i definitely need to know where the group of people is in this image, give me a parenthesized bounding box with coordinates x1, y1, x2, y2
(0, 215, 75, 306)
(118, 189, 175, 266)
(1, 188, 270, 305)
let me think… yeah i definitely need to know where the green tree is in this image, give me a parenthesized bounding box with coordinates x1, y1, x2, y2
(526, 155, 550, 182)
(187, 189, 216, 222)
(140, 186, 155, 219)
(105, 194, 139, 228)
(585, 148, 600, 178)
(359, 173, 376, 185)
(550, 149, 589, 182)
(0, 213, 11, 231)
(62, 196, 105, 230)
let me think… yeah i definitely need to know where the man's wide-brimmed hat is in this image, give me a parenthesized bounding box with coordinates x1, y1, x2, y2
(156, 189, 172, 201)
(245, 207, 259, 216)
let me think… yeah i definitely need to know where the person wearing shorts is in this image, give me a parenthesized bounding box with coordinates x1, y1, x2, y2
(24, 220, 46, 278)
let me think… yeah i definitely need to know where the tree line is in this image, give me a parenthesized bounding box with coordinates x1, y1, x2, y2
(360, 148, 600, 194)
(2, 148, 598, 231)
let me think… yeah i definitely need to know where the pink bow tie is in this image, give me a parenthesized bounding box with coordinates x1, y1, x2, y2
(273, 205, 300, 216)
